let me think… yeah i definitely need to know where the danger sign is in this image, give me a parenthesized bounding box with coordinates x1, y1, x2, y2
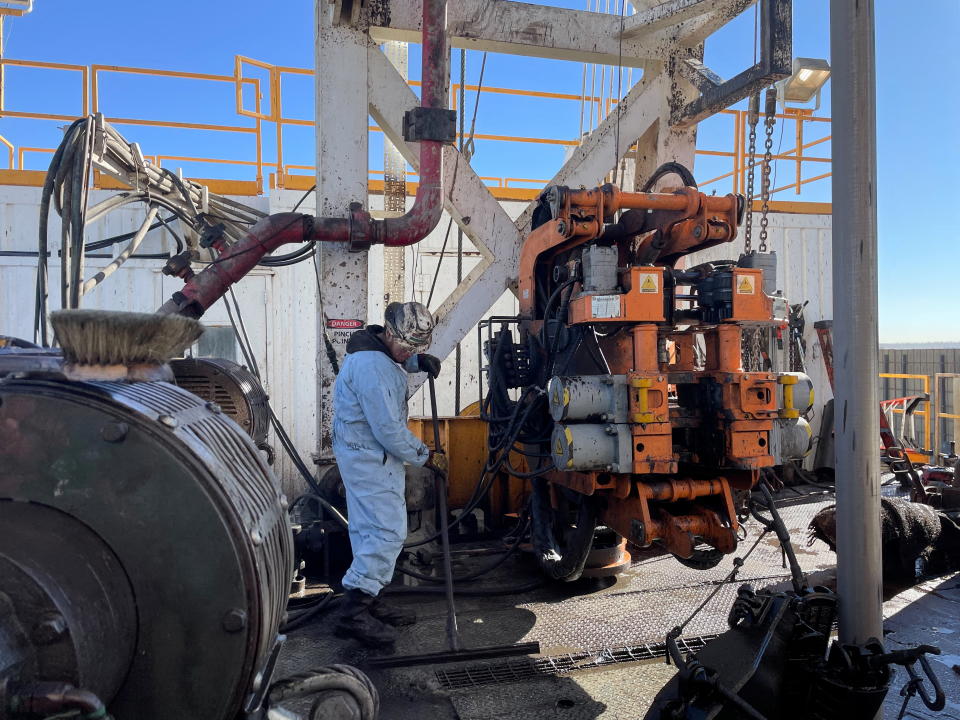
(736, 275, 755, 295)
(326, 318, 363, 329)
(639, 273, 659, 293)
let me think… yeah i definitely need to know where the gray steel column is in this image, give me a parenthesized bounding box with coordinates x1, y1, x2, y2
(315, 0, 369, 468)
(830, 0, 883, 648)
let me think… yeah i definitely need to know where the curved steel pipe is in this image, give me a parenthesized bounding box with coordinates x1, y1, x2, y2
(159, 0, 448, 317)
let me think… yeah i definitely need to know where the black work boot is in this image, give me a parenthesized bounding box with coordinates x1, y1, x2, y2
(334, 589, 397, 648)
(369, 594, 416, 627)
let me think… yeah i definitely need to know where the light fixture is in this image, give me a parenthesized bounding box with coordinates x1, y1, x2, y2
(776, 57, 831, 109)
(0, 0, 33, 14)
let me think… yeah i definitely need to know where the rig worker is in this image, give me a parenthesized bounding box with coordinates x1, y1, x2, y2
(332, 301, 445, 648)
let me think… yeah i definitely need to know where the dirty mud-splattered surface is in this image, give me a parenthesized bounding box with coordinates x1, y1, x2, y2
(275, 485, 960, 719)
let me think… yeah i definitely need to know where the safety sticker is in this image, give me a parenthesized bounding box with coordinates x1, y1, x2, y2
(639, 273, 659, 293)
(736, 275, 755, 295)
(592, 294, 621, 318)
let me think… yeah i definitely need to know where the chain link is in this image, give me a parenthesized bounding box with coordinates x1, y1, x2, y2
(743, 93, 760, 254)
(758, 88, 777, 254)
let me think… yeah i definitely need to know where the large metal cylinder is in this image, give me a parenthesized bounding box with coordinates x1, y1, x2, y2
(774, 417, 814, 460)
(0, 367, 292, 720)
(170, 356, 271, 448)
(548, 375, 629, 423)
(777, 371, 815, 416)
(580, 244, 619, 294)
(552, 423, 632, 472)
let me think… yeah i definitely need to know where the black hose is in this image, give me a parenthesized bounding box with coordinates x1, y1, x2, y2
(84, 214, 181, 251)
(398, 509, 531, 584)
(280, 592, 335, 632)
(268, 665, 378, 720)
(640, 161, 697, 192)
(36, 118, 85, 345)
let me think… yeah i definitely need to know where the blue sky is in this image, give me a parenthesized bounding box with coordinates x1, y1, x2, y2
(1, 1, 957, 341)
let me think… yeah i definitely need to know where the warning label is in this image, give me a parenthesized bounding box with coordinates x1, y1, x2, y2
(736, 275, 756, 295)
(326, 318, 363, 329)
(325, 318, 363, 347)
(591, 294, 621, 319)
(639, 272, 659, 293)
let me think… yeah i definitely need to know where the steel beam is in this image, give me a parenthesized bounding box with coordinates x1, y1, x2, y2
(315, 1, 371, 462)
(369, 0, 745, 66)
(515, 70, 667, 234)
(620, 0, 742, 39)
(672, 0, 790, 127)
(830, 0, 884, 651)
(367, 47, 517, 264)
(367, 46, 523, 384)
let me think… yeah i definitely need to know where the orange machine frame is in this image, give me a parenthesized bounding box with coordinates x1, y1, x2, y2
(516, 183, 780, 559)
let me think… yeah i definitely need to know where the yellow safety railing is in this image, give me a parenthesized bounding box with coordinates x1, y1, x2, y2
(0, 54, 833, 203)
(0, 134, 13, 169)
(934, 373, 960, 457)
(880, 373, 931, 454)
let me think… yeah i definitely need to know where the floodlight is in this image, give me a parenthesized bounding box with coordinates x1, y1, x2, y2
(776, 58, 831, 108)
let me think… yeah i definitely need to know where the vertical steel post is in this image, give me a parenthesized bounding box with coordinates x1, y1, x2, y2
(314, 0, 370, 470)
(830, 0, 884, 649)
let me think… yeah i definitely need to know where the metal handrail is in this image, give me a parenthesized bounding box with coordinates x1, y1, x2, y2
(0, 55, 833, 201)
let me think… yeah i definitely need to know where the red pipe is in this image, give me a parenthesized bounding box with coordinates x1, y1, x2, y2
(379, 0, 446, 247)
(159, 0, 448, 317)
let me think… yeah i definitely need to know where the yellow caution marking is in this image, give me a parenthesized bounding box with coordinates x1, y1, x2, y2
(639, 273, 659, 293)
(736, 275, 755, 294)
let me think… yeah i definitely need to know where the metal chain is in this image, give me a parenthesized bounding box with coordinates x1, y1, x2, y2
(758, 88, 777, 254)
(743, 93, 760, 254)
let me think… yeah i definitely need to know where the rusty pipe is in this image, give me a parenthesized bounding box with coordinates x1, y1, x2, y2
(379, 0, 447, 247)
(158, 212, 320, 316)
(159, 0, 448, 317)
(638, 478, 728, 503)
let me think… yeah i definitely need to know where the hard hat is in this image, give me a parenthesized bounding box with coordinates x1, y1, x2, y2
(384, 301, 434, 350)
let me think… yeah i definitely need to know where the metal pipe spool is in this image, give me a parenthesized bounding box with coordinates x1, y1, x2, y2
(170, 357, 271, 452)
(0, 367, 292, 720)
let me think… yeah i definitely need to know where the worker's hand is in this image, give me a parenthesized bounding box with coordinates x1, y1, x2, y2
(426, 450, 448, 475)
(415, 353, 442, 379)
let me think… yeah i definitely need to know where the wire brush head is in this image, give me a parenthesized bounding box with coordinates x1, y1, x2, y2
(51, 310, 203, 373)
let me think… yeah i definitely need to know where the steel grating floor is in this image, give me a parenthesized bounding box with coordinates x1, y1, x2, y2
(275, 486, 960, 719)
(508, 489, 838, 652)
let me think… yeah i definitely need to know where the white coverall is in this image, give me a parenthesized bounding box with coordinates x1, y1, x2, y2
(332, 345, 429, 596)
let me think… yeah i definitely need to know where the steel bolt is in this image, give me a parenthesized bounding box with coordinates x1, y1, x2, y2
(693, 225, 703, 238)
(205, 402, 222, 414)
(250, 529, 263, 546)
(279, 495, 289, 510)
(101, 421, 129, 443)
(32, 613, 67, 645)
(158, 414, 178, 429)
(222, 608, 247, 633)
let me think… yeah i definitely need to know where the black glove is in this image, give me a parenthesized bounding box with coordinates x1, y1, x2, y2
(416, 353, 441, 379)
(426, 450, 448, 475)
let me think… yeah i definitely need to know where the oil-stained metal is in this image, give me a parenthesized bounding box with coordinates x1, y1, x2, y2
(672, 0, 792, 127)
(0, 369, 292, 720)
